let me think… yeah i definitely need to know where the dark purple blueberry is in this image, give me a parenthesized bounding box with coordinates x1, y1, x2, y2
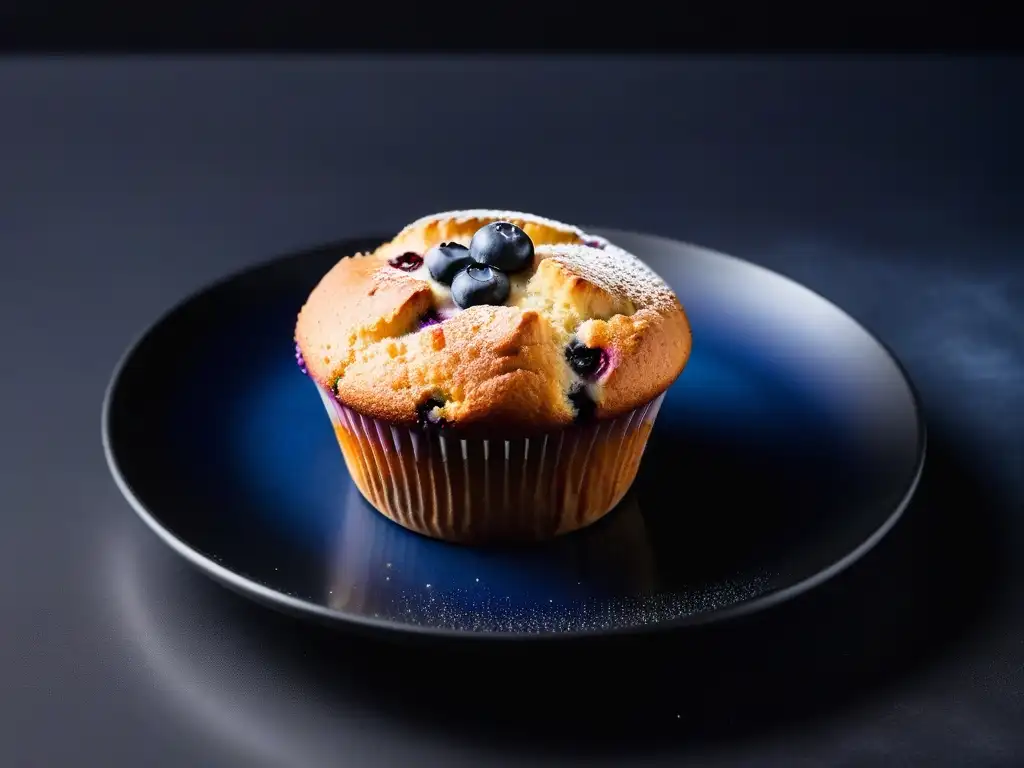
(388, 251, 423, 271)
(416, 397, 448, 429)
(582, 238, 606, 249)
(417, 309, 442, 329)
(469, 221, 534, 274)
(294, 342, 308, 375)
(568, 384, 596, 423)
(565, 339, 607, 379)
(425, 242, 474, 285)
(451, 263, 510, 309)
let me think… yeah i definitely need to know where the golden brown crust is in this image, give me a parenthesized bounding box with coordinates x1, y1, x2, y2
(295, 210, 691, 434)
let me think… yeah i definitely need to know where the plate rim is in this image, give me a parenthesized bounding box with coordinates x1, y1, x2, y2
(101, 228, 928, 642)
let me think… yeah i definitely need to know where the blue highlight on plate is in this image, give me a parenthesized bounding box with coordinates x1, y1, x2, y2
(204, 299, 857, 610)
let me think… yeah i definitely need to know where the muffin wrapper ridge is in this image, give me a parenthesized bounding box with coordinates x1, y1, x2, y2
(316, 387, 666, 543)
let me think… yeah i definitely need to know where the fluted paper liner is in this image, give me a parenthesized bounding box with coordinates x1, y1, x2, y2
(318, 388, 666, 543)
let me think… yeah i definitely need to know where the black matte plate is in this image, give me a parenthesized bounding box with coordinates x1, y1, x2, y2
(102, 229, 925, 640)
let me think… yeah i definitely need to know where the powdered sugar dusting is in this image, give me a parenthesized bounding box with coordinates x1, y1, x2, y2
(396, 209, 591, 242)
(397, 210, 667, 313)
(539, 242, 678, 313)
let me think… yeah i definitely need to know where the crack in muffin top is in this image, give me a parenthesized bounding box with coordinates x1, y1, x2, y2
(295, 210, 692, 436)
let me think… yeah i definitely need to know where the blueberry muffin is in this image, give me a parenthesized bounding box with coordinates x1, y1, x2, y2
(295, 210, 692, 543)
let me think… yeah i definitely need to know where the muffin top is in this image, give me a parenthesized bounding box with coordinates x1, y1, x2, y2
(295, 210, 692, 437)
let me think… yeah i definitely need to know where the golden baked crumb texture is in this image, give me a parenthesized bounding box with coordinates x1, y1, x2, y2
(295, 210, 692, 434)
(320, 386, 665, 543)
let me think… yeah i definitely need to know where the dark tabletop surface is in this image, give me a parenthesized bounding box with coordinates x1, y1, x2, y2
(2, 56, 1022, 767)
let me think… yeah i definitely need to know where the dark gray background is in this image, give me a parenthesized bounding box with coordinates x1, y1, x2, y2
(2, 57, 1022, 766)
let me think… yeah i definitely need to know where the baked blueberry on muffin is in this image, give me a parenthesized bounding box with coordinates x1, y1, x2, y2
(295, 210, 692, 543)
